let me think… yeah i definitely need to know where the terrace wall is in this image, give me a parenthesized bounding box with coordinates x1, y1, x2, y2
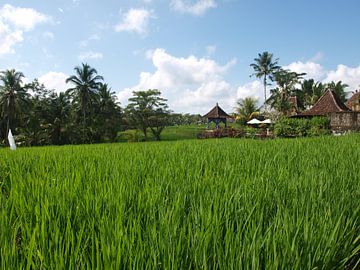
(329, 112, 360, 131)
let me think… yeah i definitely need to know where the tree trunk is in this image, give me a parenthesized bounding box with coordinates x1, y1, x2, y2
(264, 76, 267, 111)
(83, 109, 86, 143)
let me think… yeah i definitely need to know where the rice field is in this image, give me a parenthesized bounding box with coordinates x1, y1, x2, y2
(1, 135, 360, 269)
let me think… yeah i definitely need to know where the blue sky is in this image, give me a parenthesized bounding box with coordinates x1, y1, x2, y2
(1, 0, 360, 113)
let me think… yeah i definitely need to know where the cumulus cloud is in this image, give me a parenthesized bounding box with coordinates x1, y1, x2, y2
(78, 51, 103, 61)
(236, 81, 263, 103)
(118, 48, 237, 113)
(115, 8, 154, 35)
(284, 61, 326, 81)
(0, 4, 50, 57)
(38, 71, 69, 93)
(324, 64, 360, 90)
(284, 60, 360, 91)
(119, 50, 360, 113)
(170, 0, 217, 16)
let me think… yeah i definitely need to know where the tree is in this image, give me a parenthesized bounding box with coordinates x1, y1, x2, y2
(0, 69, 30, 138)
(234, 97, 258, 124)
(125, 89, 170, 141)
(325, 81, 349, 103)
(94, 83, 122, 142)
(299, 79, 325, 108)
(267, 69, 305, 115)
(66, 63, 103, 142)
(250, 52, 280, 107)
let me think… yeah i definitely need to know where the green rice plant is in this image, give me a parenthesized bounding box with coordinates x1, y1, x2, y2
(0, 135, 359, 269)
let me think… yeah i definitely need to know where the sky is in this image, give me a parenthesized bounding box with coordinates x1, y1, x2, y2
(1, 0, 360, 114)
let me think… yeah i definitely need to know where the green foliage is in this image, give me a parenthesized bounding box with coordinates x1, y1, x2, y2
(1, 136, 359, 268)
(250, 51, 280, 103)
(267, 69, 305, 115)
(234, 97, 259, 125)
(125, 89, 170, 141)
(274, 117, 330, 137)
(0, 67, 123, 146)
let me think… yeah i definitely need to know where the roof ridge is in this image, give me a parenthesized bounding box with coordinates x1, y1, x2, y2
(329, 90, 342, 111)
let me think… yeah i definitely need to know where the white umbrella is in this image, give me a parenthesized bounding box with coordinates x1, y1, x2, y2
(8, 129, 16, 151)
(247, 118, 262, 124)
(261, 119, 272, 124)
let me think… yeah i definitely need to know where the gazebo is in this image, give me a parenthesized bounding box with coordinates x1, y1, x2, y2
(203, 103, 231, 129)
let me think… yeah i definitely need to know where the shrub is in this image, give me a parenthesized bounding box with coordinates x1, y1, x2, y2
(274, 117, 330, 137)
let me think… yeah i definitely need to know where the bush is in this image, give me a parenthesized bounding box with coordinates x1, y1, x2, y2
(274, 117, 330, 137)
(309, 117, 330, 136)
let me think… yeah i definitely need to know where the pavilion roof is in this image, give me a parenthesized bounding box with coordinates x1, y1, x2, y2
(203, 103, 231, 119)
(301, 90, 351, 116)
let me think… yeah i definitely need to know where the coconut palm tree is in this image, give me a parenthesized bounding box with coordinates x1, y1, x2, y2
(267, 69, 305, 115)
(95, 83, 122, 142)
(299, 79, 325, 108)
(234, 97, 258, 124)
(66, 63, 103, 141)
(0, 69, 30, 137)
(325, 81, 349, 103)
(250, 52, 280, 107)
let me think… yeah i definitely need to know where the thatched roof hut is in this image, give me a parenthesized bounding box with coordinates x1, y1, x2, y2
(301, 90, 351, 116)
(203, 103, 231, 119)
(203, 103, 231, 128)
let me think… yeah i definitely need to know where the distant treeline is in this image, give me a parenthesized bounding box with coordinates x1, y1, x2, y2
(0, 64, 202, 147)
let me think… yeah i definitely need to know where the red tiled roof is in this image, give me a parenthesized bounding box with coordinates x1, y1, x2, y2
(203, 103, 231, 119)
(301, 90, 351, 116)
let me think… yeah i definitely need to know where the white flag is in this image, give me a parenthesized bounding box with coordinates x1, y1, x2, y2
(7, 129, 16, 151)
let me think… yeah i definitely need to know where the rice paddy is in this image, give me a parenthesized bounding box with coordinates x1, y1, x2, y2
(1, 135, 360, 269)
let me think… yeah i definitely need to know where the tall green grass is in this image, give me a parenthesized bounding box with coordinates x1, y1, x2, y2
(1, 135, 360, 269)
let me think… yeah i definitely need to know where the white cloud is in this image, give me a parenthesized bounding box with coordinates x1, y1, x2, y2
(206, 45, 216, 55)
(79, 33, 100, 48)
(236, 81, 263, 103)
(78, 51, 103, 61)
(284, 61, 326, 81)
(38, 72, 68, 93)
(120, 50, 360, 114)
(0, 21, 23, 55)
(115, 8, 154, 35)
(119, 48, 237, 114)
(284, 60, 360, 91)
(170, 0, 217, 16)
(0, 4, 50, 57)
(324, 64, 360, 90)
(309, 52, 324, 62)
(0, 4, 50, 31)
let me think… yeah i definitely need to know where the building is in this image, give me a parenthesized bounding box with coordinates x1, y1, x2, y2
(203, 103, 231, 129)
(298, 90, 360, 131)
(347, 91, 360, 112)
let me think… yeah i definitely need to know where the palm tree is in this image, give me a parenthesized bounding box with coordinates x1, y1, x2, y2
(234, 97, 258, 124)
(325, 81, 349, 103)
(250, 52, 280, 107)
(267, 69, 305, 115)
(299, 79, 325, 108)
(66, 63, 103, 141)
(96, 83, 122, 142)
(0, 69, 30, 137)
